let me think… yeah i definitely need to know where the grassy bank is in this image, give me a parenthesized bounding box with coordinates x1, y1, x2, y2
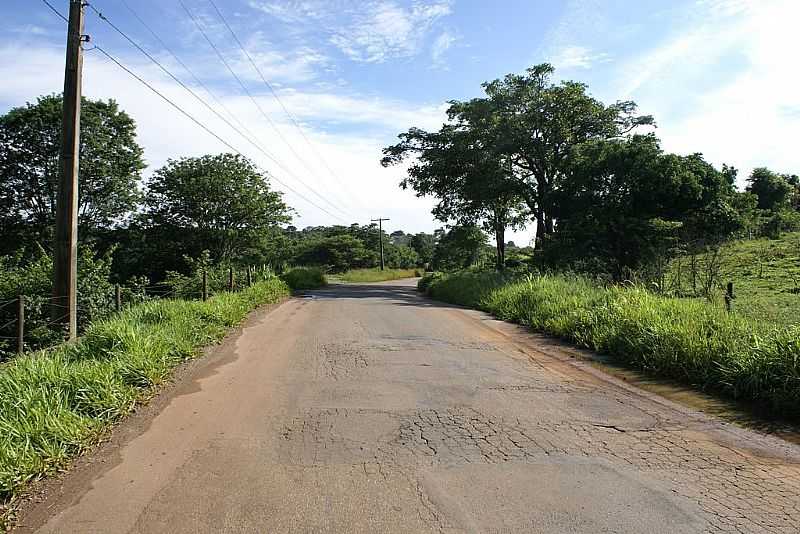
(338, 268, 420, 283)
(668, 232, 800, 327)
(421, 271, 800, 418)
(281, 267, 327, 290)
(0, 278, 290, 521)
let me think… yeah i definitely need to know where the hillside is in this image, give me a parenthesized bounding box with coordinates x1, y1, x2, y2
(669, 232, 800, 327)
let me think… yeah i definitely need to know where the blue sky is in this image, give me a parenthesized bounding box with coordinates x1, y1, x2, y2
(1, 0, 798, 243)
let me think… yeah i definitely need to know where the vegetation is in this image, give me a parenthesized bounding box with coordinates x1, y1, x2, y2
(337, 268, 420, 283)
(667, 232, 800, 327)
(0, 278, 289, 518)
(281, 267, 327, 290)
(420, 271, 800, 419)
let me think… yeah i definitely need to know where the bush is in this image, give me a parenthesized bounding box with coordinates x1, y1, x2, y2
(0, 247, 115, 358)
(281, 267, 327, 290)
(0, 278, 289, 516)
(425, 271, 800, 418)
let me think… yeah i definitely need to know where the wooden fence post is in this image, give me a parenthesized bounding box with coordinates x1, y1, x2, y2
(115, 284, 122, 312)
(247, 266, 253, 287)
(724, 282, 734, 312)
(16, 295, 24, 355)
(202, 270, 208, 301)
(229, 267, 234, 291)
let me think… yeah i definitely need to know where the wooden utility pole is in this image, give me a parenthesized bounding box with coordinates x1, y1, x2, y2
(53, 0, 87, 340)
(371, 218, 390, 271)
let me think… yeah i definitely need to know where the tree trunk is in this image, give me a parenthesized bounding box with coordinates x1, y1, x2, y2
(495, 227, 506, 271)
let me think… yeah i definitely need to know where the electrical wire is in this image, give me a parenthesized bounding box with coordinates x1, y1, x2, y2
(40, 0, 347, 221)
(205, 0, 361, 210)
(92, 45, 345, 220)
(86, 3, 347, 222)
(177, 0, 352, 219)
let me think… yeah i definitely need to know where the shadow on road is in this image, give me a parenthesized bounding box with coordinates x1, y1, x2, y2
(298, 282, 464, 309)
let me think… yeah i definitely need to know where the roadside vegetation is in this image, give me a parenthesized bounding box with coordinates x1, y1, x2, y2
(0, 279, 289, 523)
(420, 271, 800, 419)
(337, 268, 421, 283)
(281, 267, 327, 290)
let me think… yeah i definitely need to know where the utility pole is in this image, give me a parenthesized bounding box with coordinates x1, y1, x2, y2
(371, 218, 390, 271)
(53, 0, 87, 340)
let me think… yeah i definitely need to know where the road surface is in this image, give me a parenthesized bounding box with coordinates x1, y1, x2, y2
(17, 280, 800, 533)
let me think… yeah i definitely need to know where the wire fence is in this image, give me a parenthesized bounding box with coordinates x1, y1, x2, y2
(0, 265, 271, 361)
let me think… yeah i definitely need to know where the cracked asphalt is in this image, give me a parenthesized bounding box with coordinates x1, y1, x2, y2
(18, 280, 800, 533)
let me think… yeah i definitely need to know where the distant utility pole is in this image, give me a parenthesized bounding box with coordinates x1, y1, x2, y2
(53, 0, 87, 340)
(371, 218, 390, 271)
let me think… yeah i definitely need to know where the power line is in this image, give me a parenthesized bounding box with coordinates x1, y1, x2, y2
(91, 45, 344, 221)
(41, 0, 67, 22)
(87, 6, 282, 177)
(118, 0, 256, 139)
(41, 0, 347, 222)
(205, 0, 362, 210)
(177, 0, 352, 219)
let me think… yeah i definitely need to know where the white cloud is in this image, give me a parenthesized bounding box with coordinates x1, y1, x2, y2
(250, 0, 453, 63)
(616, 0, 800, 183)
(550, 45, 609, 70)
(0, 42, 446, 232)
(431, 30, 458, 67)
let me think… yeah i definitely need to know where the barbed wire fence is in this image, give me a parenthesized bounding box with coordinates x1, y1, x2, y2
(0, 265, 273, 361)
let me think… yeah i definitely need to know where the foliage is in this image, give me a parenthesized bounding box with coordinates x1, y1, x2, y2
(747, 167, 794, 211)
(0, 278, 289, 515)
(666, 232, 800, 327)
(424, 271, 800, 419)
(0, 247, 115, 358)
(408, 232, 436, 267)
(291, 234, 377, 273)
(0, 95, 145, 254)
(544, 135, 741, 279)
(141, 153, 292, 275)
(432, 225, 489, 271)
(281, 267, 327, 290)
(337, 268, 420, 283)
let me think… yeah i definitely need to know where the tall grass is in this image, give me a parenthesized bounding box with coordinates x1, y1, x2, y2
(281, 267, 327, 290)
(0, 279, 289, 517)
(338, 268, 420, 283)
(421, 271, 800, 418)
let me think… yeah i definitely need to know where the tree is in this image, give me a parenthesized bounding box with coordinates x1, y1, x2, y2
(547, 135, 739, 280)
(432, 225, 488, 271)
(466, 64, 653, 241)
(746, 168, 793, 211)
(143, 154, 292, 270)
(292, 234, 376, 272)
(409, 232, 436, 267)
(0, 94, 145, 253)
(383, 113, 527, 270)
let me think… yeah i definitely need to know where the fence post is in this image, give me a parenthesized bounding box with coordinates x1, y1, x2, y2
(115, 284, 122, 312)
(202, 270, 208, 301)
(247, 266, 253, 287)
(724, 282, 734, 312)
(16, 295, 24, 355)
(229, 267, 234, 291)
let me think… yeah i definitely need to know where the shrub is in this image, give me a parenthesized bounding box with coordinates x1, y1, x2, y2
(281, 267, 327, 290)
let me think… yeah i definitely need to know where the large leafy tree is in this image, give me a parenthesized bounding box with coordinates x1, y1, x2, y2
(142, 153, 292, 270)
(548, 135, 740, 279)
(746, 167, 793, 211)
(458, 64, 652, 241)
(0, 94, 145, 253)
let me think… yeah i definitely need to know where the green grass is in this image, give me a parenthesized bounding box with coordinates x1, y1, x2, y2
(0, 278, 289, 524)
(668, 232, 800, 327)
(337, 268, 421, 283)
(421, 271, 800, 419)
(281, 267, 327, 290)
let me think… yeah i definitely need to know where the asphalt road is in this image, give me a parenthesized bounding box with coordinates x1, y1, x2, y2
(18, 280, 800, 533)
